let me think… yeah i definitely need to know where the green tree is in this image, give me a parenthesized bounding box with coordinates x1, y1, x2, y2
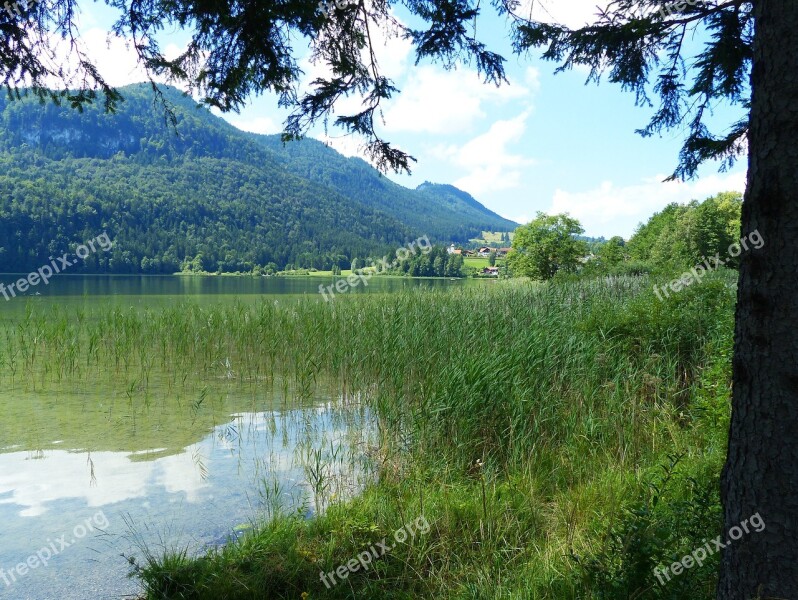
(626, 193, 743, 270)
(507, 213, 587, 280)
(694, 192, 743, 266)
(445, 253, 464, 277)
(597, 235, 626, 269)
(181, 253, 205, 273)
(433, 254, 445, 276)
(488, 250, 496, 266)
(648, 202, 696, 267)
(627, 203, 683, 263)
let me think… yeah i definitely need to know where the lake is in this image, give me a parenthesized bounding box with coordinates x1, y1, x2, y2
(0, 274, 474, 312)
(0, 275, 480, 599)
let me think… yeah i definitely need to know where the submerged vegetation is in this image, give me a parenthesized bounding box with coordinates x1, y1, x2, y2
(0, 272, 735, 598)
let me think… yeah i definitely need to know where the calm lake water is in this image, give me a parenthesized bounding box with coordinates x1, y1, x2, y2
(0, 275, 478, 600)
(0, 274, 474, 311)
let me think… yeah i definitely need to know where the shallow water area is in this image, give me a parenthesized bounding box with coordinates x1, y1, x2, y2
(0, 385, 373, 599)
(0, 276, 394, 599)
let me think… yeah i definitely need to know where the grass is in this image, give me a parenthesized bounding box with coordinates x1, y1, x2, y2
(463, 257, 506, 272)
(0, 273, 735, 598)
(462, 256, 491, 270)
(469, 231, 515, 245)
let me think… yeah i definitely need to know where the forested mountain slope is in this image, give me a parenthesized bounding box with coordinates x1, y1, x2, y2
(0, 85, 515, 273)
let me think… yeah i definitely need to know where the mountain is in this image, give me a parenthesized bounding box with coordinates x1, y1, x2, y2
(249, 135, 517, 241)
(0, 84, 516, 274)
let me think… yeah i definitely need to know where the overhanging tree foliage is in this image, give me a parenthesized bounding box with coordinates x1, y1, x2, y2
(2, 0, 795, 597)
(0, 0, 753, 179)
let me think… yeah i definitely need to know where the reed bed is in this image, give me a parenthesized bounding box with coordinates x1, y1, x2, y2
(0, 273, 736, 598)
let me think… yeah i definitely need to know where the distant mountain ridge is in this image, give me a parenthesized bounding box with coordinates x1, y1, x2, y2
(249, 134, 517, 241)
(0, 84, 516, 274)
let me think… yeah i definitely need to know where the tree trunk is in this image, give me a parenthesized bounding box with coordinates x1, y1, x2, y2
(719, 1, 798, 598)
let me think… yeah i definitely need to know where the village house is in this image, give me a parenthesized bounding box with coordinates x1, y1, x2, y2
(446, 244, 476, 257)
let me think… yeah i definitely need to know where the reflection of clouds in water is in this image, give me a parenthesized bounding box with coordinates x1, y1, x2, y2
(153, 445, 211, 502)
(0, 448, 203, 517)
(0, 405, 373, 519)
(0, 429, 289, 517)
(224, 405, 376, 516)
(0, 451, 147, 517)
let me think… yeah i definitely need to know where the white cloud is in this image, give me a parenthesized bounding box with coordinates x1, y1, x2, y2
(515, 0, 605, 28)
(524, 67, 541, 91)
(383, 67, 530, 134)
(78, 30, 150, 86)
(315, 134, 363, 158)
(547, 170, 747, 238)
(365, 20, 414, 80)
(227, 116, 282, 135)
(430, 111, 537, 197)
(306, 9, 413, 80)
(37, 27, 189, 91)
(298, 12, 414, 119)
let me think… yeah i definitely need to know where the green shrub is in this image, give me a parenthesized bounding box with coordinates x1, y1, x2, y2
(576, 454, 723, 599)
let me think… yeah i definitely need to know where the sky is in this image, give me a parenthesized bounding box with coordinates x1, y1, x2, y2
(69, 0, 747, 239)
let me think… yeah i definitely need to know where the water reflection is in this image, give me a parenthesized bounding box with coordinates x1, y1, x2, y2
(0, 399, 374, 600)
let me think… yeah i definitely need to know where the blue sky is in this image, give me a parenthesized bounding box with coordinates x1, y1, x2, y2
(75, 0, 747, 239)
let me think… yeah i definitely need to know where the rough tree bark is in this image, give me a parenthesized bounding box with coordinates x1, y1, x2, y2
(719, 0, 798, 598)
